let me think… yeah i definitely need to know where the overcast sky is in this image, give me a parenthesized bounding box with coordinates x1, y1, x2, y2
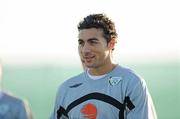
(0, 0, 179, 64)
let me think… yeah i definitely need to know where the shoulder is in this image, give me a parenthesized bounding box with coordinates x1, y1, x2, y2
(1, 91, 26, 107)
(117, 66, 148, 97)
(56, 72, 85, 94)
(114, 65, 147, 93)
(54, 72, 85, 105)
(2, 91, 23, 102)
(116, 65, 146, 85)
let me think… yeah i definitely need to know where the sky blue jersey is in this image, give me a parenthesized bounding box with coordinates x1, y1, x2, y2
(0, 91, 33, 119)
(50, 65, 157, 119)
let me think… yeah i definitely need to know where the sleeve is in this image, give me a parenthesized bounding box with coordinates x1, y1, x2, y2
(18, 99, 33, 119)
(50, 85, 68, 119)
(49, 91, 59, 119)
(125, 78, 157, 119)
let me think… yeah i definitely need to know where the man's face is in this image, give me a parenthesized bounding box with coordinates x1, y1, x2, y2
(78, 28, 111, 69)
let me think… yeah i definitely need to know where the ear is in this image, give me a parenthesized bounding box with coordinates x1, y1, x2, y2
(108, 38, 116, 50)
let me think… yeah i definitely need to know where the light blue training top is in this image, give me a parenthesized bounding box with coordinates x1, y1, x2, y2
(50, 65, 157, 119)
(0, 91, 33, 119)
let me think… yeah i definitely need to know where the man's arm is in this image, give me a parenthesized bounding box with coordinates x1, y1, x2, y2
(50, 85, 68, 119)
(126, 79, 157, 119)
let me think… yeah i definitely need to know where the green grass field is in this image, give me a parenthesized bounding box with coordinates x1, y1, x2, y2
(2, 61, 179, 119)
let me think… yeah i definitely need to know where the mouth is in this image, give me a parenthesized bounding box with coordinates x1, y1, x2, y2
(83, 56, 95, 63)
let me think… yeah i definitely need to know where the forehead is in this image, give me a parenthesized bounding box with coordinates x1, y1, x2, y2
(78, 28, 104, 40)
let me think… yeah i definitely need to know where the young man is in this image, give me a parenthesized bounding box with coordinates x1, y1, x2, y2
(50, 14, 157, 119)
(0, 62, 33, 119)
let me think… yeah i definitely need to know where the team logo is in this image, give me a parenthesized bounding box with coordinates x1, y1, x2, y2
(81, 103, 97, 119)
(109, 76, 123, 86)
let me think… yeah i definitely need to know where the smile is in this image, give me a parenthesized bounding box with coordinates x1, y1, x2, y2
(83, 56, 95, 62)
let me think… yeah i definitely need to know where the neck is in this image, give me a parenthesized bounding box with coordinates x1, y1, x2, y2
(88, 62, 117, 76)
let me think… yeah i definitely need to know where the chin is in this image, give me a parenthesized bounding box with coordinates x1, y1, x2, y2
(85, 65, 92, 69)
(84, 63, 92, 68)
(85, 64, 98, 69)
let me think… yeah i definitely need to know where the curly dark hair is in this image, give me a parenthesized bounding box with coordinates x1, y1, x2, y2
(77, 13, 118, 43)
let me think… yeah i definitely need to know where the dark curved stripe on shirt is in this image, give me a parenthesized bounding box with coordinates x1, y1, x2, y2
(66, 92, 124, 113)
(57, 92, 135, 119)
(57, 106, 68, 119)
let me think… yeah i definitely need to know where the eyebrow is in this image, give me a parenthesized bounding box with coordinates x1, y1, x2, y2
(78, 39, 83, 42)
(88, 38, 98, 41)
(78, 38, 98, 42)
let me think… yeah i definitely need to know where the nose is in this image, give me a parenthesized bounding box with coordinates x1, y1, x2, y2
(81, 42, 91, 54)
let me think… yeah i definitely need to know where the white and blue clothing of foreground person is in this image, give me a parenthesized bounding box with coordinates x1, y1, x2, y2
(0, 62, 33, 119)
(50, 13, 157, 119)
(0, 91, 33, 119)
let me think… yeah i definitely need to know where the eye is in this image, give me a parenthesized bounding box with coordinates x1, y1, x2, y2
(90, 40, 96, 44)
(89, 40, 98, 45)
(78, 40, 84, 46)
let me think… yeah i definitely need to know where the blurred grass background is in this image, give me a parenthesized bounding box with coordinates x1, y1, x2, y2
(2, 61, 179, 119)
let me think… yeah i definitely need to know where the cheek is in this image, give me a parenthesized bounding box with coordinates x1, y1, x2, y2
(78, 47, 82, 54)
(78, 49, 84, 59)
(78, 51, 82, 57)
(94, 51, 103, 59)
(99, 50, 109, 59)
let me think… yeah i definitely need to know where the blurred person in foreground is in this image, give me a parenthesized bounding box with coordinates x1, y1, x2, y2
(0, 62, 33, 119)
(50, 13, 157, 119)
